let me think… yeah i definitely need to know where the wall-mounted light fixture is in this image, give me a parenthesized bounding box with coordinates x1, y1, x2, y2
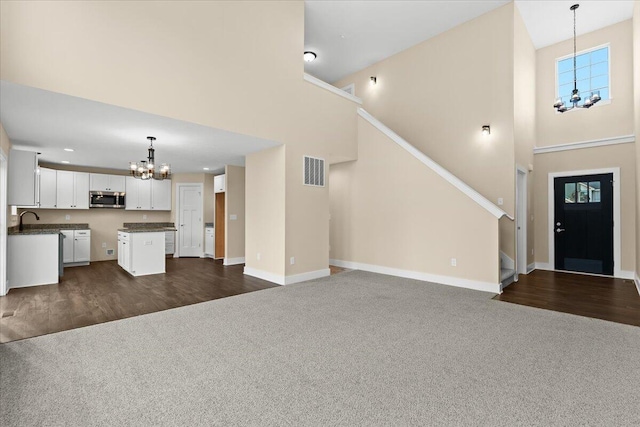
(303, 51, 317, 62)
(482, 125, 491, 136)
(370, 76, 377, 85)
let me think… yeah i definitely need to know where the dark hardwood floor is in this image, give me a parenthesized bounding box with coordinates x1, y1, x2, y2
(494, 270, 640, 327)
(0, 258, 278, 343)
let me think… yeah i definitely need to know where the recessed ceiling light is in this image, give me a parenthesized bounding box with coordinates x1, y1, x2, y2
(203, 167, 210, 171)
(303, 51, 317, 62)
(64, 148, 74, 152)
(61, 161, 70, 164)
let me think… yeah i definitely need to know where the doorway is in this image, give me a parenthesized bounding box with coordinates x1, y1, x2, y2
(0, 149, 7, 296)
(553, 173, 614, 275)
(516, 167, 527, 276)
(177, 183, 204, 257)
(215, 192, 225, 259)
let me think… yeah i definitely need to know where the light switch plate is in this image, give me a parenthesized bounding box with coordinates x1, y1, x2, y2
(230, 214, 237, 220)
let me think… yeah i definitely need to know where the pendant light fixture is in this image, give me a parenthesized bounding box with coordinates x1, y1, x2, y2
(553, 4, 601, 113)
(129, 136, 171, 180)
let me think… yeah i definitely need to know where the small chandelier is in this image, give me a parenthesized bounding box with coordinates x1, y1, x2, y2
(553, 4, 601, 113)
(129, 136, 171, 180)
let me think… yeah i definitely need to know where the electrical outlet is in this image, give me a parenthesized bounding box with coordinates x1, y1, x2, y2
(143, 214, 147, 220)
(531, 249, 534, 255)
(257, 252, 261, 261)
(230, 214, 237, 220)
(497, 198, 504, 206)
(101, 242, 107, 248)
(290, 257, 295, 265)
(65, 215, 71, 220)
(451, 258, 457, 267)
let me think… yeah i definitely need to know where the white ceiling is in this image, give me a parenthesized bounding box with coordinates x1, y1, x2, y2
(0, 81, 279, 174)
(304, 0, 635, 83)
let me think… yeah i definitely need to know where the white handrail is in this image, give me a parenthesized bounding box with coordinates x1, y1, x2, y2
(358, 108, 513, 220)
(303, 73, 363, 105)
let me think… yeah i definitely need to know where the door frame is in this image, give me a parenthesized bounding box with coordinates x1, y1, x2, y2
(175, 182, 204, 258)
(516, 165, 528, 277)
(547, 167, 621, 278)
(0, 148, 8, 296)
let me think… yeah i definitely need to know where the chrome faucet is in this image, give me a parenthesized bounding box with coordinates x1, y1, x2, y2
(19, 210, 40, 232)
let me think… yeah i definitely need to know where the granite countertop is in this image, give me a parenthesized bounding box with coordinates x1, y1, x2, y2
(8, 223, 90, 235)
(118, 228, 176, 233)
(205, 222, 214, 228)
(119, 222, 176, 233)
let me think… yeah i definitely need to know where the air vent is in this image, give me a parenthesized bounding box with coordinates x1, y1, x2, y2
(303, 156, 325, 187)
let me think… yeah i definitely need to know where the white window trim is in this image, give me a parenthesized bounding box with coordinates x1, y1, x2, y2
(554, 43, 612, 107)
(0, 148, 8, 296)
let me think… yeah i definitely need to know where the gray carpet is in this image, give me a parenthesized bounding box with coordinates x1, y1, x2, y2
(1, 270, 639, 426)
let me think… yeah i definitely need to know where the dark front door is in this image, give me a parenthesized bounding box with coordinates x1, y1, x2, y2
(554, 173, 613, 275)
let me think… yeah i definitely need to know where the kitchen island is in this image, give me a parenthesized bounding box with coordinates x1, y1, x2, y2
(117, 229, 167, 276)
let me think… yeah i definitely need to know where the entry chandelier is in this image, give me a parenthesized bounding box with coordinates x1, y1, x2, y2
(129, 136, 171, 180)
(553, 4, 601, 113)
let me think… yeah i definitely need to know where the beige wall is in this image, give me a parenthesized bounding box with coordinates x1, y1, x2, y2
(330, 117, 500, 284)
(513, 5, 536, 267)
(20, 209, 170, 262)
(634, 1, 640, 280)
(1, 1, 359, 279)
(224, 165, 245, 260)
(245, 146, 285, 276)
(333, 3, 516, 259)
(533, 144, 636, 272)
(536, 20, 635, 147)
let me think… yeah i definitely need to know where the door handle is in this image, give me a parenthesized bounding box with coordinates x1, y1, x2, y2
(556, 228, 565, 233)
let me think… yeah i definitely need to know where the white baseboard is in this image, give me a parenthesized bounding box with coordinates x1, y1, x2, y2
(243, 267, 330, 286)
(244, 267, 285, 285)
(284, 268, 330, 285)
(224, 257, 245, 266)
(527, 263, 536, 274)
(635, 274, 640, 296)
(535, 262, 553, 271)
(619, 270, 635, 280)
(329, 259, 501, 294)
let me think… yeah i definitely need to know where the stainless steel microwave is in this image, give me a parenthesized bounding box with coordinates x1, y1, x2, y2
(89, 191, 125, 209)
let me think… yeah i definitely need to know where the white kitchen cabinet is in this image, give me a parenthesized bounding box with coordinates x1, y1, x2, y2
(73, 230, 91, 262)
(90, 173, 126, 192)
(125, 177, 151, 210)
(205, 227, 214, 257)
(117, 231, 165, 276)
(38, 168, 58, 209)
(214, 174, 226, 193)
(151, 179, 171, 210)
(56, 171, 89, 209)
(62, 229, 91, 265)
(8, 149, 38, 206)
(117, 231, 131, 271)
(61, 230, 75, 263)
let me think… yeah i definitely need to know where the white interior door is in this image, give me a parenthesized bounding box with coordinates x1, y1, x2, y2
(178, 184, 203, 257)
(516, 168, 527, 275)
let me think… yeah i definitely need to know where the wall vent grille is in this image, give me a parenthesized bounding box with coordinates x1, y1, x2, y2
(303, 156, 325, 187)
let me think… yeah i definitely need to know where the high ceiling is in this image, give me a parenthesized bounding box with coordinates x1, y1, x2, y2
(1, 1, 635, 173)
(304, 0, 635, 83)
